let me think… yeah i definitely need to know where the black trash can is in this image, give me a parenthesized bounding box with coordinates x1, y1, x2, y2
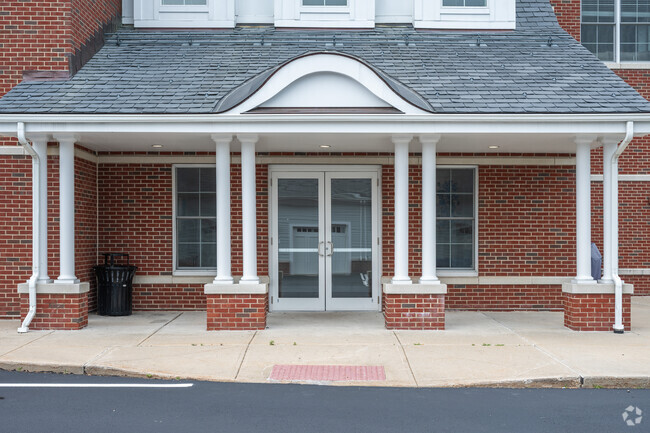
(93, 253, 137, 316)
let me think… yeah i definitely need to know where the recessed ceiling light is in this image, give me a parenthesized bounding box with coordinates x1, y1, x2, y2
(488, 145, 500, 149)
(319, 145, 331, 149)
(152, 144, 163, 148)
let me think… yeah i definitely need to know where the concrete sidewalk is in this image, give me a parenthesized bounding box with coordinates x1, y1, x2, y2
(1, 296, 649, 388)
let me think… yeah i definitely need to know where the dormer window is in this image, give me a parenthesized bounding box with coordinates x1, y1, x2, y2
(161, 0, 207, 5)
(442, 0, 487, 7)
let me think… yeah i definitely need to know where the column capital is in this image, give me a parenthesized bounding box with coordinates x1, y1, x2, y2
(53, 133, 78, 145)
(419, 134, 441, 145)
(391, 134, 413, 146)
(237, 134, 259, 145)
(211, 134, 233, 145)
(574, 134, 598, 147)
(27, 133, 51, 144)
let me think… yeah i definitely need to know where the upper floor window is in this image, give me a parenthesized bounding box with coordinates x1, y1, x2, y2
(582, 0, 650, 62)
(161, 0, 207, 5)
(442, 0, 487, 7)
(302, 0, 348, 5)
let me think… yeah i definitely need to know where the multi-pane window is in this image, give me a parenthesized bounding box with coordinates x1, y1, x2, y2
(302, 0, 348, 5)
(621, 0, 650, 60)
(442, 0, 487, 7)
(162, 0, 207, 5)
(175, 167, 216, 271)
(582, 0, 650, 61)
(436, 168, 476, 270)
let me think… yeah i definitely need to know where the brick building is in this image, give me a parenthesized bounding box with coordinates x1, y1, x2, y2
(0, 0, 648, 332)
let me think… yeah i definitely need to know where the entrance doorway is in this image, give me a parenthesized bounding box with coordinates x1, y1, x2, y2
(270, 166, 381, 311)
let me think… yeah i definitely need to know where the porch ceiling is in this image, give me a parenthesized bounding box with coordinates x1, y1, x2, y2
(66, 131, 593, 154)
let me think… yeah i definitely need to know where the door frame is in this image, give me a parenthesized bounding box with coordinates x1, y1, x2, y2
(269, 165, 382, 312)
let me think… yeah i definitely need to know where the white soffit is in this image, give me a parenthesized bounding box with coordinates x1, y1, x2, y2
(224, 53, 428, 114)
(259, 72, 392, 108)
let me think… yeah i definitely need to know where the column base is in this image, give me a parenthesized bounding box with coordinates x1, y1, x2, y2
(383, 283, 447, 330)
(18, 282, 89, 330)
(204, 283, 268, 330)
(562, 282, 633, 331)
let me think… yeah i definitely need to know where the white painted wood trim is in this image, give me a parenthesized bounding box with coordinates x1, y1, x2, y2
(94, 154, 579, 166)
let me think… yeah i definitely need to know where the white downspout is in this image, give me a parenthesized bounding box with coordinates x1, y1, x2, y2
(611, 121, 634, 334)
(16, 122, 39, 333)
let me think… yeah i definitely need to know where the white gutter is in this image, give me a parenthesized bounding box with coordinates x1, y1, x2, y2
(16, 122, 39, 333)
(611, 121, 634, 334)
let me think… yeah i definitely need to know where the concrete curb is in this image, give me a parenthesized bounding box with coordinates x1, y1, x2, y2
(2, 361, 650, 389)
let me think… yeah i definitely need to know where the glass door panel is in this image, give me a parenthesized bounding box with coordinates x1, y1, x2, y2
(274, 174, 325, 311)
(329, 178, 373, 299)
(325, 172, 378, 311)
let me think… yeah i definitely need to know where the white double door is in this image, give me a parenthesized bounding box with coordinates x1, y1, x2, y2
(270, 166, 380, 311)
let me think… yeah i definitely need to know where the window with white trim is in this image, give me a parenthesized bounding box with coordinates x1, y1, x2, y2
(161, 0, 207, 5)
(436, 168, 476, 270)
(582, 0, 650, 61)
(442, 0, 487, 7)
(175, 167, 216, 271)
(302, 0, 347, 5)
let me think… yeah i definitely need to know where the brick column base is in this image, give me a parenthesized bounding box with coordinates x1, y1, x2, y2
(384, 293, 445, 330)
(564, 293, 632, 331)
(206, 294, 267, 330)
(20, 292, 89, 330)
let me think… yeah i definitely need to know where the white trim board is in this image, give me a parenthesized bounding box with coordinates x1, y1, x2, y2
(93, 154, 576, 166)
(591, 174, 650, 182)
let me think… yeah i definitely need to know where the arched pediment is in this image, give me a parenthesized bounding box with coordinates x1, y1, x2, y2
(216, 52, 432, 115)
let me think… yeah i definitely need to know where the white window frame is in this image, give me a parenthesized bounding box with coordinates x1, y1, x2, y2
(160, 0, 209, 11)
(441, 0, 489, 15)
(436, 165, 479, 277)
(300, 0, 350, 14)
(172, 164, 217, 276)
(583, 0, 650, 66)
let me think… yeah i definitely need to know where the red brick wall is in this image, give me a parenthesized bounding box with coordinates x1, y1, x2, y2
(0, 155, 32, 318)
(446, 284, 563, 310)
(75, 153, 98, 310)
(71, 0, 120, 52)
(564, 293, 631, 331)
(549, 0, 581, 41)
(206, 293, 267, 330)
(96, 161, 269, 310)
(553, 0, 650, 296)
(20, 292, 88, 330)
(384, 294, 445, 330)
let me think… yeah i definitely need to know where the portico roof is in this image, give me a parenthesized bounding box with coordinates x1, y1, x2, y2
(0, 0, 650, 116)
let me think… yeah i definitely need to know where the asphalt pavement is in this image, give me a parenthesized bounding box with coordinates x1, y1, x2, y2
(0, 370, 648, 433)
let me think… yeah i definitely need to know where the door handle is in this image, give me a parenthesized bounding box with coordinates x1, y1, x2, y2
(318, 241, 325, 257)
(327, 241, 334, 256)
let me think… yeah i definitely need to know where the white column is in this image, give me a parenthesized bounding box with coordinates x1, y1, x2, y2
(54, 135, 78, 284)
(601, 141, 617, 283)
(392, 135, 413, 284)
(213, 134, 233, 284)
(420, 134, 441, 284)
(32, 136, 51, 283)
(574, 136, 595, 283)
(238, 134, 259, 284)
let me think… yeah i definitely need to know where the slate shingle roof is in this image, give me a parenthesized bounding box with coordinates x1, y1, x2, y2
(1, 0, 649, 115)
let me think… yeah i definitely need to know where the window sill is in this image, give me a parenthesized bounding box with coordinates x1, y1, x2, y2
(604, 61, 650, 70)
(440, 6, 490, 15)
(437, 270, 478, 277)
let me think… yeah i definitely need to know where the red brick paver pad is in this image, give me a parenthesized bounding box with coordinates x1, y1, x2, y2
(270, 365, 386, 382)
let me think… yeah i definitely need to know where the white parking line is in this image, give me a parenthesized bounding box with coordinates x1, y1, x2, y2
(0, 383, 193, 388)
